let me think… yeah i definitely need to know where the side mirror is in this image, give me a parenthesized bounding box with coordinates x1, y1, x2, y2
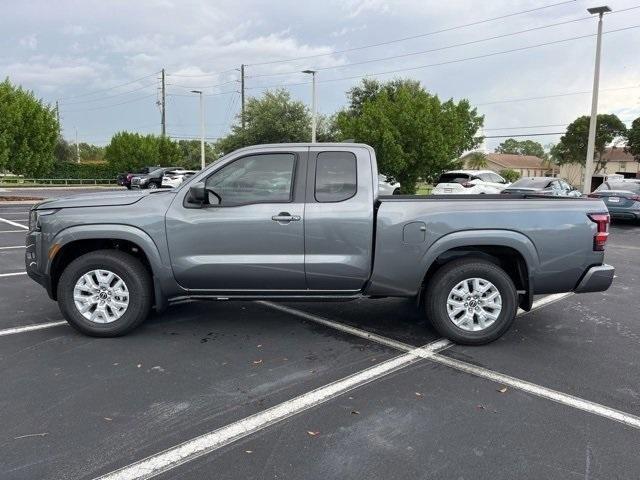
(188, 182, 206, 204)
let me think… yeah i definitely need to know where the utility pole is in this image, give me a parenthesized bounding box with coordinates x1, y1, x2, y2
(161, 68, 166, 136)
(75, 127, 80, 164)
(240, 64, 245, 129)
(191, 90, 205, 169)
(55, 100, 60, 126)
(302, 70, 317, 143)
(583, 6, 611, 194)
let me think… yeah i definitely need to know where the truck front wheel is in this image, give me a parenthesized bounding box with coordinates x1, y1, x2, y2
(57, 250, 153, 337)
(425, 259, 518, 345)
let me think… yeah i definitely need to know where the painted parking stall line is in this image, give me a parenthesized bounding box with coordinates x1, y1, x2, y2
(94, 339, 451, 480)
(0, 321, 68, 337)
(0, 230, 28, 234)
(0, 246, 25, 250)
(0, 217, 28, 230)
(263, 296, 640, 430)
(0, 272, 27, 278)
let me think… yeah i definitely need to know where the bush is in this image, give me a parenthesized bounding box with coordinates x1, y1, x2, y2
(46, 162, 118, 179)
(499, 169, 520, 183)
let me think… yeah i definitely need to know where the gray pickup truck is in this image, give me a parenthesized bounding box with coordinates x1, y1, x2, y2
(26, 143, 615, 344)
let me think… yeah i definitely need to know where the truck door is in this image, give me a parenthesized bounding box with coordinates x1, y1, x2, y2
(165, 148, 307, 291)
(304, 146, 375, 291)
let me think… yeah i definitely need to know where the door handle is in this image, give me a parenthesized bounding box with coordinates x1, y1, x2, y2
(272, 212, 301, 223)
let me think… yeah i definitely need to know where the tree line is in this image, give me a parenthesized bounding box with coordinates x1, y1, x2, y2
(1, 77, 639, 192)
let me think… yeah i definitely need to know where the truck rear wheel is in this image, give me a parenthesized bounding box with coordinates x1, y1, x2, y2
(57, 250, 152, 337)
(425, 258, 518, 345)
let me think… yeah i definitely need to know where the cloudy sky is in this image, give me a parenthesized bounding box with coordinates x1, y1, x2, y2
(2, 0, 639, 149)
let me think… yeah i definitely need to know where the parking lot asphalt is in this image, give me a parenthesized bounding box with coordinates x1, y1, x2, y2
(0, 193, 639, 480)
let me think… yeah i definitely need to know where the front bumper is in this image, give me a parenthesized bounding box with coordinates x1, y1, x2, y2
(574, 264, 615, 293)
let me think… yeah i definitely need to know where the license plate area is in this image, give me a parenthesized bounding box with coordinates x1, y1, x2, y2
(608, 197, 620, 203)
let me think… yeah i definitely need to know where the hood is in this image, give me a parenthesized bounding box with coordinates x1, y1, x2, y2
(34, 189, 174, 210)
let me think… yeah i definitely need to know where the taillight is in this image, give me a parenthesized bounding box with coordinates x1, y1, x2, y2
(461, 182, 475, 188)
(630, 195, 640, 201)
(588, 213, 609, 251)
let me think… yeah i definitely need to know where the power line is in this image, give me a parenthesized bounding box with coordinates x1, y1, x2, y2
(167, 78, 238, 90)
(476, 84, 640, 106)
(166, 68, 238, 78)
(246, 25, 640, 91)
(58, 72, 160, 100)
(484, 124, 568, 131)
(166, 90, 236, 97)
(61, 93, 158, 113)
(248, 6, 640, 80)
(482, 132, 565, 138)
(59, 82, 158, 105)
(247, 0, 578, 67)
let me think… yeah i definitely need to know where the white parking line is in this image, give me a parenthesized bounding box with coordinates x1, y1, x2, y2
(0, 230, 28, 233)
(0, 321, 68, 337)
(0, 272, 27, 278)
(0, 217, 28, 229)
(94, 339, 451, 480)
(263, 297, 640, 430)
(0, 246, 25, 250)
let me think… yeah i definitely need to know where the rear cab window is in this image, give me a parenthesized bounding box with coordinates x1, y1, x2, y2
(315, 151, 357, 202)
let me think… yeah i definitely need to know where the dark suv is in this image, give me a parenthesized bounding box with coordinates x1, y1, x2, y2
(117, 166, 160, 190)
(130, 167, 178, 189)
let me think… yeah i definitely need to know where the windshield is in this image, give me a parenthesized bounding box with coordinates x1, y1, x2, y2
(508, 178, 551, 189)
(597, 182, 640, 193)
(437, 173, 470, 184)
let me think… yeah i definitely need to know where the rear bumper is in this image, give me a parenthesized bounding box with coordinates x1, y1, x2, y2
(574, 264, 615, 293)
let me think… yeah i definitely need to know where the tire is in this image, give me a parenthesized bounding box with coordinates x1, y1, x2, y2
(147, 182, 158, 190)
(57, 250, 153, 337)
(126, 185, 132, 190)
(392, 188, 401, 195)
(424, 258, 518, 345)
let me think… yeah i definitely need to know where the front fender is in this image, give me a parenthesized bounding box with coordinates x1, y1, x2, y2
(48, 224, 179, 310)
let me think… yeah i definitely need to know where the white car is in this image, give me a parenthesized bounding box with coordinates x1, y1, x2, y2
(161, 169, 198, 188)
(432, 170, 509, 195)
(378, 174, 401, 195)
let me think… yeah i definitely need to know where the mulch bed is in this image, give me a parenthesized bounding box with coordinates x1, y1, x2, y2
(0, 196, 44, 201)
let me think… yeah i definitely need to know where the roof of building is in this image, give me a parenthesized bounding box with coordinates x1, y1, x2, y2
(485, 153, 547, 169)
(601, 147, 635, 162)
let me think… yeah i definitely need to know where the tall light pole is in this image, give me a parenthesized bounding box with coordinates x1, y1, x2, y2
(191, 90, 205, 169)
(583, 5, 611, 194)
(302, 70, 317, 143)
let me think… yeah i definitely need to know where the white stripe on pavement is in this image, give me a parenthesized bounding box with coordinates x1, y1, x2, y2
(264, 297, 640, 430)
(0, 246, 25, 250)
(0, 321, 68, 337)
(94, 339, 451, 480)
(0, 217, 28, 229)
(0, 230, 28, 233)
(0, 272, 27, 278)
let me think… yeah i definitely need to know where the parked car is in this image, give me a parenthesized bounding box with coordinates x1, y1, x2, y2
(116, 166, 160, 189)
(131, 167, 179, 189)
(432, 170, 508, 195)
(378, 174, 401, 195)
(501, 177, 582, 197)
(588, 181, 640, 221)
(162, 169, 198, 189)
(26, 143, 613, 345)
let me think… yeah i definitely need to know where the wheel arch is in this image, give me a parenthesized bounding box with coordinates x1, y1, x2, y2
(418, 230, 539, 311)
(47, 225, 173, 310)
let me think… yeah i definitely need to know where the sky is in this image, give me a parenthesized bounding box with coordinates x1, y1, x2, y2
(2, 0, 639, 150)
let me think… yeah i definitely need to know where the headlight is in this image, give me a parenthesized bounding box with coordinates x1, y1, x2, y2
(28, 209, 57, 231)
(139, 177, 149, 183)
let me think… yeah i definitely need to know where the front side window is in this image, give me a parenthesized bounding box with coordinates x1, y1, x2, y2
(315, 151, 357, 202)
(205, 153, 295, 206)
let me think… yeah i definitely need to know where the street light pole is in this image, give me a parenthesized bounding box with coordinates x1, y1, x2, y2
(583, 5, 611, 194)
(191, 90, 205, 170)
(302, 70, 317, 143)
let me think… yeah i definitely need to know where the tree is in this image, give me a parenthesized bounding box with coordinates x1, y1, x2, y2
(495, 138, 547, 159)
(466, 151, 488, 169)
(54, 137, 75, 163)
(78, 143, 105, 162)
(0, 78, 58, 176)
(553, 114, 627, 172)
(499, 168, 520, 183)
(626, 117, 640, 163)
(177, 140, 218, 169)
(105, 132, 181, 172)
(215, 90, 314, 154)
(336, 79, 483, 193)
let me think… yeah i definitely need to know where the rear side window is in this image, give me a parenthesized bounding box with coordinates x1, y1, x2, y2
(437, 173, 470, 184)
(315, 152, 357, 202)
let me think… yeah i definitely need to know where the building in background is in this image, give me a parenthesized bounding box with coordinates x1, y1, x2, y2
(460, 152, 550, 177)
(559, 147, 640, 189)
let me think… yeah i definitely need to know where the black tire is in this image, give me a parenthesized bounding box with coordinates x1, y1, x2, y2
(57, 250, 152, 337)
(392, 188, 401, 195)
(147, 182, 159, 190)
(126, 185, 132, 190)
(424, 258, 518, 345)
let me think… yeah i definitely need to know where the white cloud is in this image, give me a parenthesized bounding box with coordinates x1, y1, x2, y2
(19, 34, 38, 50)
(61, 24, 87, 35)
